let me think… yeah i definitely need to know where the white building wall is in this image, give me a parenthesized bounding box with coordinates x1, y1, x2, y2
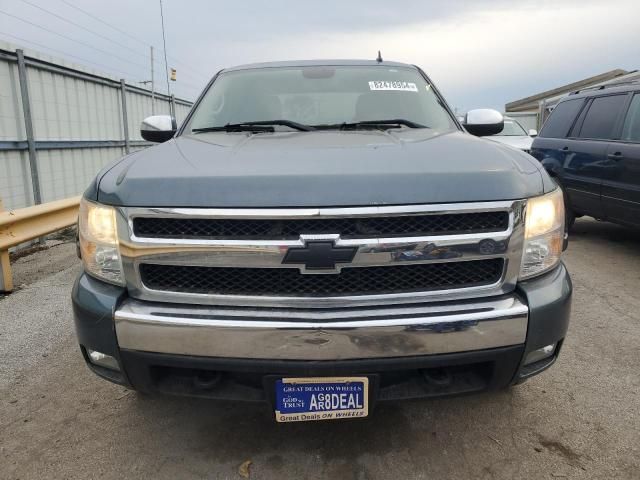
(506, 113, 539, 132)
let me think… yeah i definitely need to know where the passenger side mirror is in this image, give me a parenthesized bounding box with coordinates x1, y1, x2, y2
(528, 129, 538, 137)
(463, 109, 504, 136)
(141, 115, 177, 143)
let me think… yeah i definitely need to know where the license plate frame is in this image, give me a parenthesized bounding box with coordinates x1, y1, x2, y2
(274, 376, 369, 423)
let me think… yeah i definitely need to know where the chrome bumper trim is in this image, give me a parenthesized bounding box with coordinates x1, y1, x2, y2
(114, 296, 528, 360)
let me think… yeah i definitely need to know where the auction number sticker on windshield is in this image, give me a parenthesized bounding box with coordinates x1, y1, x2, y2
(369, 80, 418, 92)
(275, 377, 369, 422)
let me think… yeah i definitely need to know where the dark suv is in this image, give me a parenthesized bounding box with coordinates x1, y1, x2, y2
(531, 82, 640, 229)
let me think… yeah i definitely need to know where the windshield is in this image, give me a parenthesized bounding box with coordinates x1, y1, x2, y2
(185, 65, 457, 132)
(494, 119, 527, 136)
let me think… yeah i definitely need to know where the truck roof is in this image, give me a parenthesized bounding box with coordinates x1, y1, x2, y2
(223, 59, 417, 72)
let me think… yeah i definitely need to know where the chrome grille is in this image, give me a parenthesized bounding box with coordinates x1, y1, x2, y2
(133, 211, 509, 240)
(118, 201, 526, 308)
(139, 259, 504, 297)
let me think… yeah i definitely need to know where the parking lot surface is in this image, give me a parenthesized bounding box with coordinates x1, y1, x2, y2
(1, 218, 639, 479)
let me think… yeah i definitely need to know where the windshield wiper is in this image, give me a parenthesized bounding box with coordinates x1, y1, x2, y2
(314, 119, 427, 130)
(192, 120, 314, 133)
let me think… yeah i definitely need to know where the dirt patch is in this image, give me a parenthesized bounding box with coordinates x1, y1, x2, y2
(537, 435, 583, 464)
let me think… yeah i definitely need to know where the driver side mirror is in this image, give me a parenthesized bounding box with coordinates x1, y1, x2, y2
(463, 109, 504, 137)
(528, 129, 538, 137)
(141, 115, 177, 143)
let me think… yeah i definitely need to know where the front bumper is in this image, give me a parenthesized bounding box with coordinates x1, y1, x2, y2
(114, 296, 528, 360)
(72, 263, 572, 400)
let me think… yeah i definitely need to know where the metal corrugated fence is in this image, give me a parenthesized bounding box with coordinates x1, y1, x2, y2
(0, 42, 194, 210)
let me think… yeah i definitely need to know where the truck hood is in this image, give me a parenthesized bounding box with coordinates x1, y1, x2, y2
(96, 129, 547, 207)
(486, 135, 534, 151)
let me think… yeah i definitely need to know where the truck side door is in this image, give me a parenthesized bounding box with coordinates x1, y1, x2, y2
(603, 93, 640, 227)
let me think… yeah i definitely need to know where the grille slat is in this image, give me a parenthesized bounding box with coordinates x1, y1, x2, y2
(133, 211, 509, 240)
(139, 259, 504, 297)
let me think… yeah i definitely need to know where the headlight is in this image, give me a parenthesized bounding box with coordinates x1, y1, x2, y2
(520, 188, 565, 280)
(78, 198, 124, 285)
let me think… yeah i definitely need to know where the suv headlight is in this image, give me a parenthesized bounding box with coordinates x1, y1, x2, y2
(520, 188, 565, 280)
(78, 198, 124, 285)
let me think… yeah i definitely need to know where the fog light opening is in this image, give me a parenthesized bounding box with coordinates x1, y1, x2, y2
(193, 371, 223, 390)
(87, 348, 120, 371)
(421, 367, 452, 386)
(524, 343, 556, 366)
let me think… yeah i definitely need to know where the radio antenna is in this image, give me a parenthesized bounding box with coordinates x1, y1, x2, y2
(376, 50, 383, 63)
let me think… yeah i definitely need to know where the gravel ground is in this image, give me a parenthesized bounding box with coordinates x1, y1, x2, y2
(0, 218, 639, 479)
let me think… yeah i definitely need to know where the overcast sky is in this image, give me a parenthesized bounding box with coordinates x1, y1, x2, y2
(1, 0, 639, 112)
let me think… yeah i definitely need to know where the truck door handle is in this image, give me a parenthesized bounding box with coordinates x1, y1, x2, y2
(607, 152, 623, 161)
(562, 146, 569, 151)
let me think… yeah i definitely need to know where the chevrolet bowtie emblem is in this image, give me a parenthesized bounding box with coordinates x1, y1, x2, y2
(282, 240, 357, 273)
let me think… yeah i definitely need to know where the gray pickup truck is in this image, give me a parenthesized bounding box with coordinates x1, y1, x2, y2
(72, 60, 571, 422)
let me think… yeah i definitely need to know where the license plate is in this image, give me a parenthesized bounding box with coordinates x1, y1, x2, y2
(275, 377, 369, 423)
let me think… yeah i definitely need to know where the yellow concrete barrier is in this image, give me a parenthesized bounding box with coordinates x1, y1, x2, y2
(0, 196, 81, 291)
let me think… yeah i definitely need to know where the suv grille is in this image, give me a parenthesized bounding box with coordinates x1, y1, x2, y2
(139, 259, 504, 297)
(133, 211, 509, 240)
